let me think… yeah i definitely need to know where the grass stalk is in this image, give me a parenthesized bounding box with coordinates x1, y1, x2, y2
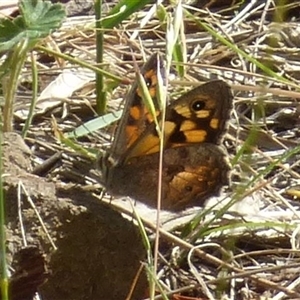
(95, 0, 106, 115)
(0, 134, 8, 299)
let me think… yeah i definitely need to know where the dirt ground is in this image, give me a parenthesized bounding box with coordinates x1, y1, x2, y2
(2, 1, 300, 299)
(3, 132, 147, 300)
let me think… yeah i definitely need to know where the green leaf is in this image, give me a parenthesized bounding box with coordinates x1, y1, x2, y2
(19, 0, 65, 34)
(0, 17, 25, 53)
(0, 0, 65, 53)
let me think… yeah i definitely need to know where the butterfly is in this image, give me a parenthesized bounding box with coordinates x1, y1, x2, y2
(99, 53, 232, 211)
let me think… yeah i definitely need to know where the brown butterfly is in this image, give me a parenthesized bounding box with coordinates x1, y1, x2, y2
(99, 54, 232, 211)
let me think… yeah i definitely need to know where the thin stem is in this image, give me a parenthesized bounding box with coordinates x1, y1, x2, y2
(95, 0, 106, 114)
(0, 134, 8, 300)
(2, 40, 29, 132)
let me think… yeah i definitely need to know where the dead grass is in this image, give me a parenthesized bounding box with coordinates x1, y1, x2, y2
(10, 1, 300, 299)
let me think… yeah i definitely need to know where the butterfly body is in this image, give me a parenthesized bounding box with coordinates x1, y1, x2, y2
(99, 54, 232, 211)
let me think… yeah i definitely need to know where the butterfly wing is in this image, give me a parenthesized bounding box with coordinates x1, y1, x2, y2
(166, 79, 232, 145)
(100, 54, 233, 211)
(106, 143, 229, 211)
(108, 53, 163, 165)
(125, 80, 232, 160)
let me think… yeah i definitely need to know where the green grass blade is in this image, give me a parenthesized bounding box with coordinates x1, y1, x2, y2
(0, 133, 8, 300)
(67, 111, 122, 139)
(95, 0, 106, 114)
(22, 52, 38, 138)
(137, 70, 161, 137)
(102, 0, 152, 29)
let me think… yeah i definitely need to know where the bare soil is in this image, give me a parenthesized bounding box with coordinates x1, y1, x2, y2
(3, 132, 147, 300)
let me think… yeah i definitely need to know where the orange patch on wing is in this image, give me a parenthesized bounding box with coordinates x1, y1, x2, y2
(183, 130, 207, 142)
(144, 69, 158, 86)
(180, 120, 197, 131)
(210, 118, 219, 129)
(127, 105, 161, 151)
(129, 106, 142, 121)
(145, 109, 160, 123)
(127, 134, 161, 159)
(195, 110, 210, 118)
(136, 69, 158, 98)
(125, 125, 140, 148)
(130, 104, 160, 125)
(174, 105, 192, 118)
(148, 86, 156, 98)
(163, 121, 177, 140)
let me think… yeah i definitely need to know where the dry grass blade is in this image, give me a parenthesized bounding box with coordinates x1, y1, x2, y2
(3, 1, 300, 299)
